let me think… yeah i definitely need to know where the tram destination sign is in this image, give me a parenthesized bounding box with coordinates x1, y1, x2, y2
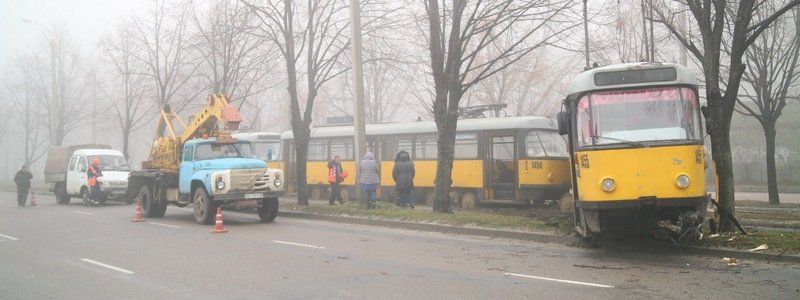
(594, 67, 677, 86)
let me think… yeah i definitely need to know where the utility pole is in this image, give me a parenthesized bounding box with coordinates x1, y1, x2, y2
(582, 0, 590, 69)
(349, 0, 367, 204)
(678, 8, 688, 66)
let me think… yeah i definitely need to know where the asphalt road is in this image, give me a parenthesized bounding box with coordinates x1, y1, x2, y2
(1, 191, 798, 299)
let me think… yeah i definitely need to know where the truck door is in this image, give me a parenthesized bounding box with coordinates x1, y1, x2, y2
(69, 156, 88, 194)
(65, 156, 78, 194)
(179, 145, 195, 194)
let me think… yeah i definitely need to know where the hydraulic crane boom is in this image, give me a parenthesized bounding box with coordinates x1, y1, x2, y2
(144, 94, 243, 171)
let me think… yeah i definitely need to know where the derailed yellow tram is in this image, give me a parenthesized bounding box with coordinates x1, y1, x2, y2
(557, 62, 708, 240)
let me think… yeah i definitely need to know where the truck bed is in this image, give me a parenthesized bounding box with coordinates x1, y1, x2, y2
(44, 144, 111, 182)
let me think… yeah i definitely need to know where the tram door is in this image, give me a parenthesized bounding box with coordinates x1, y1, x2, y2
(489, 134, 517, 200)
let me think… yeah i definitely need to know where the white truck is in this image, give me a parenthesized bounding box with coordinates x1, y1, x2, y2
(44, 145, 132, 205)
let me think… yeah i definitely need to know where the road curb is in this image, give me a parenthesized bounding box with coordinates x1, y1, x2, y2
(277, 210, 800, 264)
(277, 210, 576, 244)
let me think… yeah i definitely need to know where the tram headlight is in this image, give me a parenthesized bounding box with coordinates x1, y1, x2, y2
(600, 178, 615, 192)
(675, 174, 690, 189)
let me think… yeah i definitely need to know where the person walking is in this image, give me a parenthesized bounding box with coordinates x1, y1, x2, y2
(358, 152, 380, 209)
(328, 155, 346, 205)
(392, 150, 415, 208)
(14, 165, 33, 207)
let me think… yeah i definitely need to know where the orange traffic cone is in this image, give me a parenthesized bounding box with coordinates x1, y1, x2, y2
(211, 207, 227, 233)
(29, 192, 37, 207)
(131, 199, 145, 222)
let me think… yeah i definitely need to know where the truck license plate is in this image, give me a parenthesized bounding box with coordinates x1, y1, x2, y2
(244, 193, 263, 199)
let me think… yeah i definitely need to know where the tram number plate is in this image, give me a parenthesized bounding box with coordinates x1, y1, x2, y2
(244, 193, 263, 199)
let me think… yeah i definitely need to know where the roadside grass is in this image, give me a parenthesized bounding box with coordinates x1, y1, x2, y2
(737, 200, 800, 209)
(698, 230, 800, 255)
(291, 201, 571, 235)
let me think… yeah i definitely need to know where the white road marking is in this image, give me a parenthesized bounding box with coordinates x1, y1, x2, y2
(504, 272, 614, 288)
(146, 222, 181, 229)
(73, 211, 93, 215)
(80, 259, 134, 274)
(0, 233, 19, 241)
(272, 240, 326, 249)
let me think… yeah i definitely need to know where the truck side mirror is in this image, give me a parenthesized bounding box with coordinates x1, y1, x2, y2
(557, 111, 569, 135)
(267, 149, 274, 161)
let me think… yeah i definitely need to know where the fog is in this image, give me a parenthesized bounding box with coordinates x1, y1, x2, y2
(0, 0, 798, 193)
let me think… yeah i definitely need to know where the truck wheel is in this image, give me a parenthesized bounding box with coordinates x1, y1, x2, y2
(139, 186, 167, 218)
(460, 192, 477, 209)
(55, 184, 71, 204)
(193, 188, 216, 225)
(257, 198, 279, 223)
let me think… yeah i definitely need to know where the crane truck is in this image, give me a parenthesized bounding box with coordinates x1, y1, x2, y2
(126, 94, 284, 224)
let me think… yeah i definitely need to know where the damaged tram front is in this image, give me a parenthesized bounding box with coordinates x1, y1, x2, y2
(557, 62, 709, 241)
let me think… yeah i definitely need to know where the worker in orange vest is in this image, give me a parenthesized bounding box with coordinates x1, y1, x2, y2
(86, 158, 103, 206)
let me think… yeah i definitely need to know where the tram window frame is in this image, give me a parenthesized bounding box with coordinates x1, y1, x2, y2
(386, 136, 414, 160)
(329, 138, 354, 160)
(414, 135, 438, 160)
(308, 139, 328, 161)
(454, 133, 479, 159)
(525, 130, 568, 158)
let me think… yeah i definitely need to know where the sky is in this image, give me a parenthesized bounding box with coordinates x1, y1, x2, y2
(0, 0, 147, 67)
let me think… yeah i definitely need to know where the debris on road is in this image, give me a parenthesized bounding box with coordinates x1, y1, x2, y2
(721, 257, 740, 266)
(748, 244, 769, 252)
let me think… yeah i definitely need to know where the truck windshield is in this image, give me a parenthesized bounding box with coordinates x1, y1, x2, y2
(88, 155, 131, 172)
(251, 141, 281, 161)
(576, 87, 702, 147)
(195, 142, 253, 160)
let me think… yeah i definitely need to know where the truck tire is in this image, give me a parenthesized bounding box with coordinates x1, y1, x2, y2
(55, 184, 71, 204)
(257, 198, 279, 223)
(138, 186, 167, 218)
(193, 187, 216, 225)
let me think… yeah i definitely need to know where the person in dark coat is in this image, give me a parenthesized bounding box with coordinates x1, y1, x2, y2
(392, 150, 415, 208)
(328, 155, 345, 205)
(358, 152, 379, 209)
(14, 165, 33, 207)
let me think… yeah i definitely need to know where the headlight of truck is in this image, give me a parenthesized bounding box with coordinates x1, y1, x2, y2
(216, 176, 226, 190)
(274, 178, 282, 187)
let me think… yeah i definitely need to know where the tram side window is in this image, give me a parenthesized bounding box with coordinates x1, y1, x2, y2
(386, 137, 413, 159)
(526, 131, 568, 157)
(330, 138, 354, 160)
(454, 134, 478, 159)
(308, 139, 328, 161)
(415, 135, 438, 159)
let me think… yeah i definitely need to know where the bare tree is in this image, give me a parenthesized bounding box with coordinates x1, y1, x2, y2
(6, 54, 50, 166)
(37, 28, 88, 147)
(245, 0, 352, 205)
(654, 0, 800, 232)
(191, 0, 278, 107)
(130, 1, 201, 112)
(424, 0, 577, 212)
(99, 23, 155, 159)
(735, 6, 800, 205)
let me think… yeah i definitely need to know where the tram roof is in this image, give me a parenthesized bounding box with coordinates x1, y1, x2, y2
(232, 131, 282, 141)
(569, 62, 698, 95)
(280, 116, 557, 140)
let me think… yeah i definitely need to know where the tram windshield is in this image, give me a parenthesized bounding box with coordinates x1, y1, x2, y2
(576, 87, 701, 147)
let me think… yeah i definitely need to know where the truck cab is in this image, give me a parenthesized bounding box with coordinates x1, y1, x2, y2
(66, 149, 131, 204)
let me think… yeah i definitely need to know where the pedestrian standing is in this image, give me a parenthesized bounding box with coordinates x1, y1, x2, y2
(392, 150, 415, 208)
(358, 152, 379, 209)
(14, 165, 33, 207)
(86, 158, 103, 206)
(328, 155, 346, 205)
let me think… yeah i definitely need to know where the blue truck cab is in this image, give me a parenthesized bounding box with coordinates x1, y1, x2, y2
(128, 137, 284, 225)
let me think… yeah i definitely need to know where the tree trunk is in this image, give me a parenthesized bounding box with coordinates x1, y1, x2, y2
(433, 115, 457, 213)
(764, 122, 780, 204)
(122, 128, 130, 159)
(710, 112, 736, 232)
(293, 132, 310, 206)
